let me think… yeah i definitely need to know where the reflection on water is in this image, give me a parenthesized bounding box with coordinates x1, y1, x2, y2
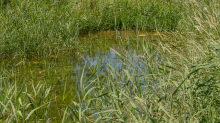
(4, 30, 162, 122)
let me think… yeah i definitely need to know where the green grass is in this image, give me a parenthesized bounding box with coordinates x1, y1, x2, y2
(1, 0, 220, 122)
(0, 0, 182, 58)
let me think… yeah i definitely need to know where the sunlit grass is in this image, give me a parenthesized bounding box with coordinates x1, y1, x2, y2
(1, 0, 220, 122)
(0, 0, 182, 58)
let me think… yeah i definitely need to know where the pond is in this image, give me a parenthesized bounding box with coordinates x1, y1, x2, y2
(2, 30, 162, 122)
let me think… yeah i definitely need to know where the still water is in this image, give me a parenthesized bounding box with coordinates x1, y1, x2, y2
(3, 30, 162, 121)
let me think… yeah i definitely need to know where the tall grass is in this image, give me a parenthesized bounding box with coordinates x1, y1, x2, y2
(1, 0, 220, 122)
(0, 0, 182, 58)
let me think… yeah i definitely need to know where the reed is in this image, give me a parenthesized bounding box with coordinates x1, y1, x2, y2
(1, 0, 220, 122)
(0, 0, 182, 58)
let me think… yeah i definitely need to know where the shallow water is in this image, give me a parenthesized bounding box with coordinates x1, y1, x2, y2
(2, 30, 161, 122)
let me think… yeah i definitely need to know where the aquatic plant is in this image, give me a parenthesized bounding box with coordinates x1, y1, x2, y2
(1, 0, 220, 122)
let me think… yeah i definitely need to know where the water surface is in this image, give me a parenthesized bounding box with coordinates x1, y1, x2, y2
(2, 30, 162, 122)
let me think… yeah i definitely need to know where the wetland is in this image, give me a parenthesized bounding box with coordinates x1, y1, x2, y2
(1, 0, 220, 122)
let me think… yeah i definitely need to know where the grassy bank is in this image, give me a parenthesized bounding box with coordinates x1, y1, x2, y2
(0, 0, 182, 58)
(1, 0, 220, 122)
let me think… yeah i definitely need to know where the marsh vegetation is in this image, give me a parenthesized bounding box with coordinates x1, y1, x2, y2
(1, 0, 220, 122)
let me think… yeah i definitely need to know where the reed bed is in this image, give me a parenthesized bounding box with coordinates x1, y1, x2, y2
(0, 0, 182, 58)
(1, 0, 220, 122)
